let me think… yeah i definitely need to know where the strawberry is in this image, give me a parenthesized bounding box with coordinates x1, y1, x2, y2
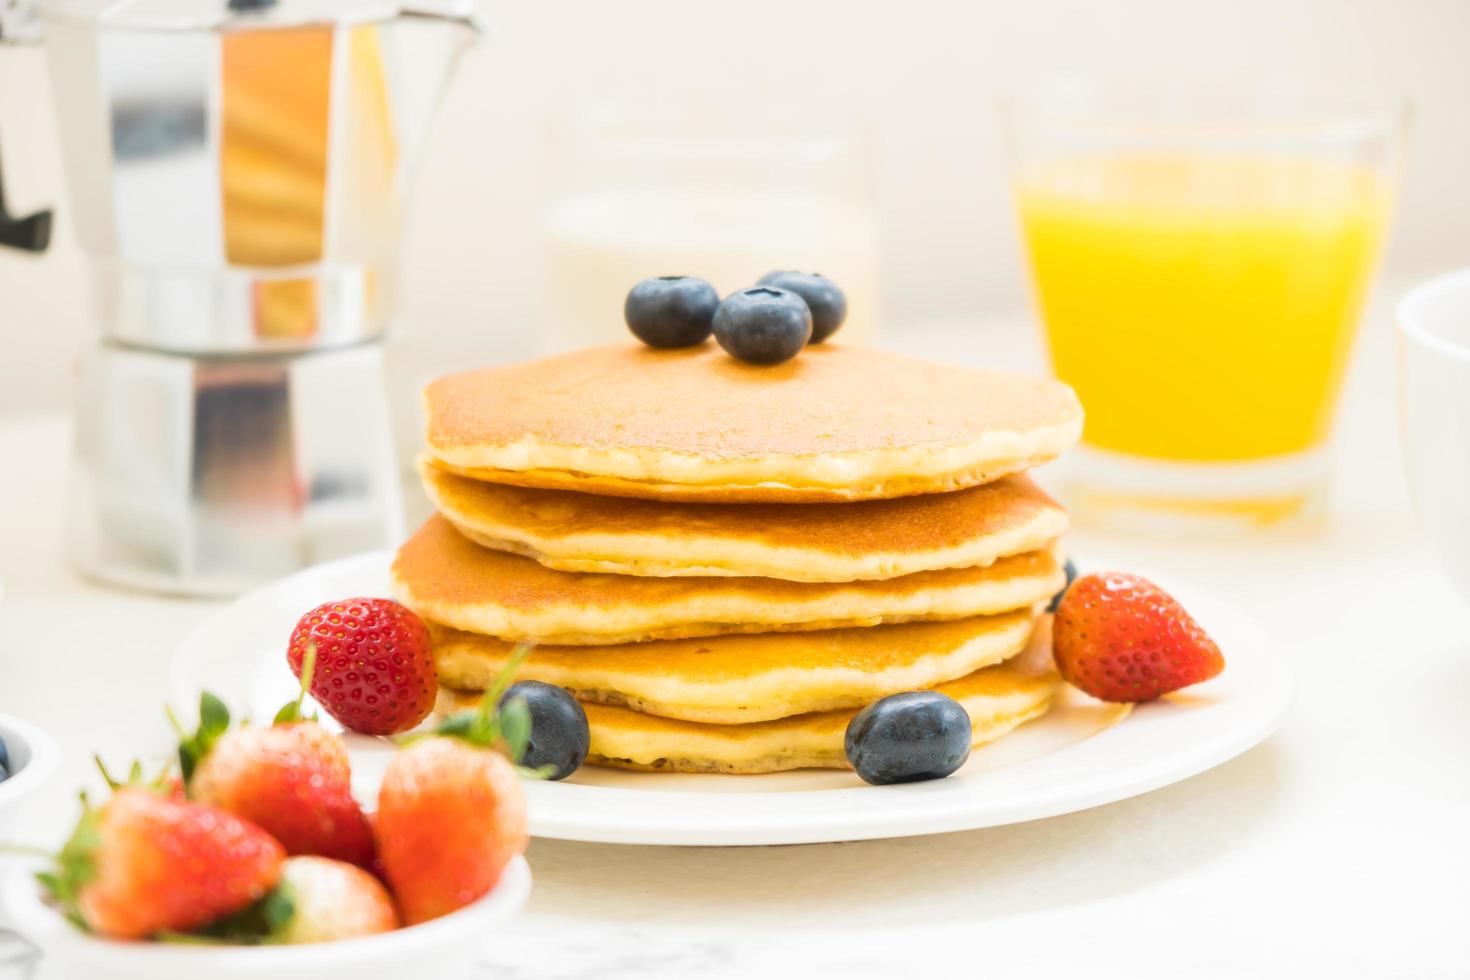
(270, 857, 398, 944)
(174, 688, 376, 869)
(187, 725, 377, 870)
(287, 597, 437, 736)
(376, 685, 531, 925)
(377, 739, 526, 925)
(1053, 571, 1225, 702)
(39, 787, 284, 940)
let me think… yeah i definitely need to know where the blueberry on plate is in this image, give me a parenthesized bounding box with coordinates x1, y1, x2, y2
(0, 734, 9, 781)
(757, 271, 847, 343)
(624, 276, 720, 349)
(499, 681, 589, 780)
(712, 286, 813, 365)
(844, 691, 972, 786)
(1047, 557, 1078, 613)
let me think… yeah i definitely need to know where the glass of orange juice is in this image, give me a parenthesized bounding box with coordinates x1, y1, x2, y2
(1002, 85, 1406, 532)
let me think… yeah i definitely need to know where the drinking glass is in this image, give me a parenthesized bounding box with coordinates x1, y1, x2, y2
(1002, 84, 1406, 532)
(543, 96, 879, 351)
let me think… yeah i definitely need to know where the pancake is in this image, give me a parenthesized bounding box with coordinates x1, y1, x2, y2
(437, 639, 1063, 774)
(422, 459, 1069, 582)
(423, 343, 1082, 503)
(392, 514, 1065, 645)
(431, 610, 1038, 724)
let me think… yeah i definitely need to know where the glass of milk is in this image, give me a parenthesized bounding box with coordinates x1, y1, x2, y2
(543, 96, 880, 351)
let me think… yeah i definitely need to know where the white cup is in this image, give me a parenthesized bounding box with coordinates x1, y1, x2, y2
(1398, 268, 1470, 602)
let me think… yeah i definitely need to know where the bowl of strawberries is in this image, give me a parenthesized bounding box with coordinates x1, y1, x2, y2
(1, 658, 533, 980)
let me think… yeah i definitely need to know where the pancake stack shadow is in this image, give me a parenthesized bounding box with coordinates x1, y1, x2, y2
(392, 343, 1083, 775)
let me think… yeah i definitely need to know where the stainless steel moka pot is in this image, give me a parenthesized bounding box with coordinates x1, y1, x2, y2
(0, 0, 481, 594)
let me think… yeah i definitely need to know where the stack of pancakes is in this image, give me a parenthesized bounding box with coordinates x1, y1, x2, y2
(392, 343, 1083, 774)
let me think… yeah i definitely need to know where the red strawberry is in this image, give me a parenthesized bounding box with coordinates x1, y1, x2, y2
(271, 857, 398, 944)
(188, 722, 377, 869)
(40, 787, 284, 940)
(174, 690, 376, 869)
(287, 598, 437, 736)
(376, 713, 528, 925)
(1053, 571, 1225, 702)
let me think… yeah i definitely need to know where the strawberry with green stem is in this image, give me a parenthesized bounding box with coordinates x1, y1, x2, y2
(173, 647, 377, 869)
(271, 856, 399, 944)
(37, 770, 284, 940)
(377, 645, 533, 925)
(181, 855, 400, 946)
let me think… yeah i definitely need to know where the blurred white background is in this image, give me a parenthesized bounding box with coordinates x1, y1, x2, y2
(1, 0, 1468, 414)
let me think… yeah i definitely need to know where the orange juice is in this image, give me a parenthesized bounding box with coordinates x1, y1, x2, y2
(1017, 155, 1391, 463)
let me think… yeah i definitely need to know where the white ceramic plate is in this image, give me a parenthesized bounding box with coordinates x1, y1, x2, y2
(171, 551, 1293, 847)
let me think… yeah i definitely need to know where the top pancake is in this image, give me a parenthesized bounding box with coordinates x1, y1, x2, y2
(421, 458, 1068, 582)
(423, 343, 1083, 503)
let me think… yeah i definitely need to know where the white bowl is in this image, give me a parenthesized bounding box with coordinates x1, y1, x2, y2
(1399, 268, 1470, 603)
(0, 713, 60, 838)
(0, 855, 530, 980)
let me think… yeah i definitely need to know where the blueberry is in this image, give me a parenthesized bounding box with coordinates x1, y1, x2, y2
(844, 691, 971, 786)
(757, 271, 847, 343)
(1047, 557, 1078, 614)
(624, 276, 720, 349)
(0, 735, 8, 781)
(712, 287, 813, 365)
(499, 681, 589, 780)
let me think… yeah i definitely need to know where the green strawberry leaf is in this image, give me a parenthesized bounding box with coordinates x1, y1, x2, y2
(172, 692, 232, 784)
(93, 756, 173, 794)
(36, 793, 101, 931)
(498, 696, 531, 765)
(258, 887, 297, 934)
(429, 644, 543, 769)
(199, 693, 230, 738)
(434, 710, 479, 741)
(173, 887, 296, 945)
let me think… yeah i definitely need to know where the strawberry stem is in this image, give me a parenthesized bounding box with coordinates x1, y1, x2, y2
(93, 756, 120, 790)
(92, 757, 145, 790)
(163, 705, 187, 740)
(429, 644, 535, 762)
(95, 756, 175, 794)
(482, 643, 532, 710)
(274, 643, 318, 725)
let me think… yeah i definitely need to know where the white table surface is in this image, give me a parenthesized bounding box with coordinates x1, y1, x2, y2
(3, 295, 1470, 978)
